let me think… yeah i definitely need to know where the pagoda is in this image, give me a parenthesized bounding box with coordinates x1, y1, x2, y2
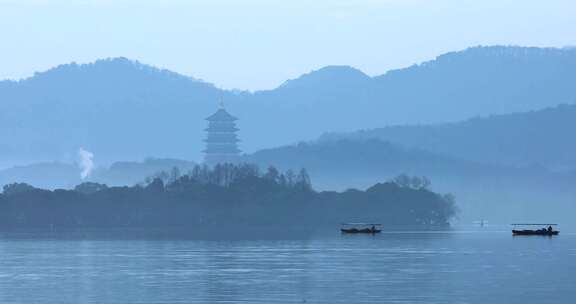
(203, 102, 241, 165)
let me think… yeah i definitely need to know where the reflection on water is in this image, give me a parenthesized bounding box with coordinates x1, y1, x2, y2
(0, 230, 575, 303)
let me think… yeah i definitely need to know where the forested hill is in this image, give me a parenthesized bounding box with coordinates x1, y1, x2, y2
(0, 164, 456, 234)
(321, 104, 576, 170)
(1, 46, 575, 166)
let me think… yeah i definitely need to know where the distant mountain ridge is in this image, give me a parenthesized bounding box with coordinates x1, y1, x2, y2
(0, 57, 208, 88)
(1, 45, 575, 166)
(277, 65, 371, 90)
(321, 103, 576, 170)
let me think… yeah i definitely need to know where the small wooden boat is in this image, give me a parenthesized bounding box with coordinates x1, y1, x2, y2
(341, 223, 382, 234)
(512, 229, 559, 236)
(511, 224, 559, 236)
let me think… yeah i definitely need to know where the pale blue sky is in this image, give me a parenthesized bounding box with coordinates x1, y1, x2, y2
(0, 0, 574, 90)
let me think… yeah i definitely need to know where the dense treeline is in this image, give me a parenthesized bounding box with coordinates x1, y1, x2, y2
(0, 164, 456, 233)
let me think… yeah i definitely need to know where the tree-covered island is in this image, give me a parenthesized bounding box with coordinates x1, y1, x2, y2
(0, 164, 456, 234)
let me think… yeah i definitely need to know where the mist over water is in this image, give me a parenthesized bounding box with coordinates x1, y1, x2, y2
(0, 228, 574, 304)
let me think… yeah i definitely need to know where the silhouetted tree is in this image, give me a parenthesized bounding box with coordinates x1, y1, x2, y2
(3, 183, 37, 195)
(75, 182, 108, 194)
(169, 167, 181, 183)
(391, 175, 431, 190)
(295, 168, 312, 191)
(263, 166, 280, 183)
(392, 174, 411, 188)
(146, 178, 165, 193)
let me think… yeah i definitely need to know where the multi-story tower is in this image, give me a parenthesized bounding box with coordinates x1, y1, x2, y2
(203, 103, 241, 165)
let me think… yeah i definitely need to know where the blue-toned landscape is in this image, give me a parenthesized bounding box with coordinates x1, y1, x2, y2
(1, 0, 575, 303)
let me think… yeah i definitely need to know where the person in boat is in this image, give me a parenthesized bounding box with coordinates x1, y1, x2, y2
(547, 225, 553, 233)
(371, 225, 376, 233)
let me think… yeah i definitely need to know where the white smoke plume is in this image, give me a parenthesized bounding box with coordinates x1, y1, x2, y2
(78, 147, 94, 179)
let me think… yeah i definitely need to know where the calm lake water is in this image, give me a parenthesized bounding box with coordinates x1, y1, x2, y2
(0, 228, 574, 304)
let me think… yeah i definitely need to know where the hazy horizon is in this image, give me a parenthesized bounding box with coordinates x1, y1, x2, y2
(1, 0, 575, 90)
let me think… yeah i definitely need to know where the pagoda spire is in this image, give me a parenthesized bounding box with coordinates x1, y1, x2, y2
(218, 95, 225, 110)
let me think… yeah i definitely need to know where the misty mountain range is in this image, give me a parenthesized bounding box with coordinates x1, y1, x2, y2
(1, 45, 575, 167)
(2, 44, 576, 224)
(321, 104, 576, 171)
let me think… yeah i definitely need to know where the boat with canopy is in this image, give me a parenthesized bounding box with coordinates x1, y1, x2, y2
(511, 224, 559, 236)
